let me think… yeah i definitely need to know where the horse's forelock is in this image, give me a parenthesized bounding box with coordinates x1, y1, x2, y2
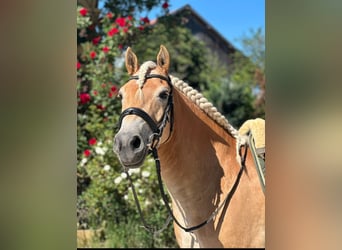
(137, 61, 157, 88)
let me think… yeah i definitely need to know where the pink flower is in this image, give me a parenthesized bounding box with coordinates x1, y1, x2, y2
(90, 51, 96, 59)
(162, 2, 169, 9)
(92, 36, 101, 45)
(79, 93, 91, 104)
(79, 8, 88, 16)
(116, 17, 126, 27)
(102, 46, 110, 53)
(93, 90, 98, 96)
(88, 138, 97, 146)
(108, 27, 119, 37)
(77, 61, 81, 70)
(84, 149, 91, 157)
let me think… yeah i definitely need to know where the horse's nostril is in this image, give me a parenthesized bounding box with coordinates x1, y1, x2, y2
(131, 135, 141, 149)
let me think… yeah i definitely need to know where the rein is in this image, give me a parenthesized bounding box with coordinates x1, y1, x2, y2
(117, 74, 247, 235)
(151, 147, 246, 233)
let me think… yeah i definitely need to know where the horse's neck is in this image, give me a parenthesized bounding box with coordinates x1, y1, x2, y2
(158, 89, 240, 223)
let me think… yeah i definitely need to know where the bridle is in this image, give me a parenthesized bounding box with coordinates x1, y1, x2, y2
(116, 73, 246, 236)
(117, 74, 174, 149)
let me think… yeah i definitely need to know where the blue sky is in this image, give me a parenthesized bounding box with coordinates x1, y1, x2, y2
(151, 0, 265, 52)
(99, 0, 265, 52)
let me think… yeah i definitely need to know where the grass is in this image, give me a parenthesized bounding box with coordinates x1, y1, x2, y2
(77, 218, 179, 248)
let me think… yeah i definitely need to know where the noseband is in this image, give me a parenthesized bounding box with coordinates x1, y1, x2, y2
(117, 74, 174, 149)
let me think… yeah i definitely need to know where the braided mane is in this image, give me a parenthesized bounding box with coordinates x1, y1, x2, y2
(135, 61, 241, 140)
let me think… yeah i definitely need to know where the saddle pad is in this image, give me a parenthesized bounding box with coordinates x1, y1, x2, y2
(239, 118, 265, 193)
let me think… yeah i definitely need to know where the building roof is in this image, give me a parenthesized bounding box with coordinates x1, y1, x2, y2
(172, 4, 238, 52)
(165, 4, 242, 66)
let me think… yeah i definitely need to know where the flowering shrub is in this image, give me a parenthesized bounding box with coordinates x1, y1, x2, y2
(77, 1, 176, 247)
(77, 6, 91, 29)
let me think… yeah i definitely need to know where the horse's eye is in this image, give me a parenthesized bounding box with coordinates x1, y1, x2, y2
(158, 91, 169, 100)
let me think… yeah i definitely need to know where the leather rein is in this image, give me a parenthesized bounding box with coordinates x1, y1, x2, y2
(117, 74, 246, 235)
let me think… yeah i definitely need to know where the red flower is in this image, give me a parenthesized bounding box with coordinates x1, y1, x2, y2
(106, 12, 113, 19)
(88, 24, 95, 30)
(140, 17, 150, 23)
(138, 25, 144, 31)
(111, 85, 118, 93)
(84, 149, 91, 157)
(109, 85, 118, 98)
(92, 36, 101, 45)
(93, 90, 98, 96)
(127, 15, 133, 21)
(77, 61, 81, 70)
(108, 27, 119, 37)
(96, 104, 105, 111)
(90, 51, 96, 59)
(88, 138, 97, 146)
(79, 8, 88, 16)
(102, 46, 110, 53)
(118, 44, 123, 50)
(116, 17, 126, 27)
(123, 27, 129, 33)
(162, 2, 169, 9)
(101, 83, 106, 88)
(79, 93, 91, 104)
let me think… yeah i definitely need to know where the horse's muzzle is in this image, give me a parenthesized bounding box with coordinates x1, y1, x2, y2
(113, 131, 149, 168)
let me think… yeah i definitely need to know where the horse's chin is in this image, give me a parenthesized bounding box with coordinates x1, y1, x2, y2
(119, 150, 148, 169)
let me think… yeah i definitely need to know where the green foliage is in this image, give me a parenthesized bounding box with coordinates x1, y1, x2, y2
(231, 28, 265, 119)
(129, 16, 212, 91)
(203, 28, 265, 127)
(77, 1, 177, 248)
(77, 6, 92, 29)
(104, 0, 166, 17)
(238, 27, 265, 72)
(203, 78, 255, 128)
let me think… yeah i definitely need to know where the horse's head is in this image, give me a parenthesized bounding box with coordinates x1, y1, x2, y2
(113, 45, 173, 168)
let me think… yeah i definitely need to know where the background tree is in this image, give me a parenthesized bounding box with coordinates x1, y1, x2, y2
(77, 0, 178, 247)
(231, 28, 265, 119)
(203, 28, 265, 127)
(130, 15, 224, 92)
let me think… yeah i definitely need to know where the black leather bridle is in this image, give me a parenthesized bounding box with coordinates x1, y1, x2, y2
(116, 74, 174, 149)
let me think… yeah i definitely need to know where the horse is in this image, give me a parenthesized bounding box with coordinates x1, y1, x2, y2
(113, 45, 265, 248)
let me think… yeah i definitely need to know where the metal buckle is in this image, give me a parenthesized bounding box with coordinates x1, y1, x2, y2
(147, 133, 161, 150)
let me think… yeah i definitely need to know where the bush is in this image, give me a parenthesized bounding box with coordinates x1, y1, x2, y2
(77, 2, 178, 247)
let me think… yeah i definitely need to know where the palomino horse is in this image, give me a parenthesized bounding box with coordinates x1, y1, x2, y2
(113, 45, 265, 248)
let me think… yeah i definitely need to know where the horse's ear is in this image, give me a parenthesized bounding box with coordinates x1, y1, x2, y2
(157, 45, 170, 73)
(125, 47, 139, 75)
